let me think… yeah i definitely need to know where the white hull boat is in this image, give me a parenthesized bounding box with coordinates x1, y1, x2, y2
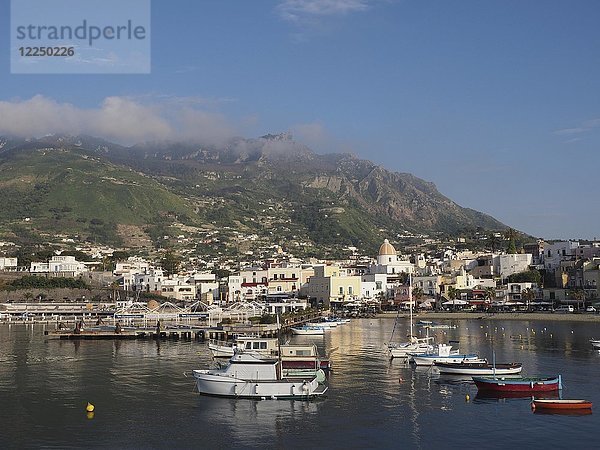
(192, 353, 328, 399)
(410, 343, 484, 366)
(591, 339, 600, 349)
(434, 361, 523, 375)
(291, 326, 325, 335)
(389, 337, 434, 358)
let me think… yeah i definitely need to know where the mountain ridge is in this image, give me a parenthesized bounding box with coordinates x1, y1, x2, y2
(0, 134, 509, 253)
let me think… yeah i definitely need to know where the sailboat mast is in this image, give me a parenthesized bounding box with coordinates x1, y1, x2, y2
(409, 272, 413, 337)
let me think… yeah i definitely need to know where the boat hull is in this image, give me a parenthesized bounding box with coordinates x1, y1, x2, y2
(291, 327, 324, 335)
(473, 376, 561, 392)
(412, 354, 484, 366)
(435, 362, 522, 375)
(531, 399, 592, 410)
(389, 343, 433, 359)
(193, 371, 327, 399)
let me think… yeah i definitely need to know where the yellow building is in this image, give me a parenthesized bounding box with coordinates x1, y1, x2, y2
(304, 265, 362, 308)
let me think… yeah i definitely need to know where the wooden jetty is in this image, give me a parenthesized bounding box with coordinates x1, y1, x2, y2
(45, 326, 208, 340)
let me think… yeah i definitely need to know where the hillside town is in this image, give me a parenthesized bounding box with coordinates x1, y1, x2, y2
(1, 237, 600, 319)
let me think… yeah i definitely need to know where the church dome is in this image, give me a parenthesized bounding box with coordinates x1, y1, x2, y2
(378, 239, 397, 256)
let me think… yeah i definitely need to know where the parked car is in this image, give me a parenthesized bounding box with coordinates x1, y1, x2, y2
(555, 305, 574, 313)
(586, 306, 597, 313)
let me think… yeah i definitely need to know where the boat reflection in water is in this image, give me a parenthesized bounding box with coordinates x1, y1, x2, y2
(196, 397, 321, 446)
(474, 390, 560, 402)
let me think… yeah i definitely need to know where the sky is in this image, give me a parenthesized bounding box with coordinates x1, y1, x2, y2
(1, 0, 599, 240)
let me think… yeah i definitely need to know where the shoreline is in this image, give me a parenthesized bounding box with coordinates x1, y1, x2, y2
(375, 311, 600, 322)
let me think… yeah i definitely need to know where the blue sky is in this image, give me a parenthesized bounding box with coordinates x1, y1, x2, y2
(1, 0, 599, 240)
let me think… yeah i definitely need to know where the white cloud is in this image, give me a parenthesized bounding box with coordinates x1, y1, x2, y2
(0, 95, 237, 145)
(290, 121, 355, 153)
(277, 0, 370, 22)
(554, 118, 600, 136)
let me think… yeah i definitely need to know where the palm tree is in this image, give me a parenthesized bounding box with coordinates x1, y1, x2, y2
(483, 286, 496, 308)
(446, 286, 457, 300)
(571, 289, 586, 311)
(522, 288, 536, 312)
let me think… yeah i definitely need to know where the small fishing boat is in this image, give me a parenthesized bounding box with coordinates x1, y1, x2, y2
(192, 353, 328, 399)
(411, 343, 485, 366)
(291, 326, 325, 336)
(590, 339, 600, 349)
(531, 399, 592, 411)
(434, 361, 522, 375)
(473, 375, 562, 392)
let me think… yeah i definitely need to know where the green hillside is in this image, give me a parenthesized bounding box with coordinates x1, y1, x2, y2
(0, 147, 192, 244)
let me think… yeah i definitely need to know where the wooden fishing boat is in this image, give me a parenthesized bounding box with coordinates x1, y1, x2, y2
(434, 361, 522, 375)
(472, 375, 562, 392)
(531, 399, 592, 411)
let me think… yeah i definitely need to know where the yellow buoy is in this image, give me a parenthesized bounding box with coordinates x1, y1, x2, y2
(465, 394, 470, 402)
(86, 402, 95, 412)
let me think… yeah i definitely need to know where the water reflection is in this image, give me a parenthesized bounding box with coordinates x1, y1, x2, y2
(196, 397, 320, 447)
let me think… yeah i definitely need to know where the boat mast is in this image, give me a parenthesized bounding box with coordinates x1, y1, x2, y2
(409, 272, 413, 338)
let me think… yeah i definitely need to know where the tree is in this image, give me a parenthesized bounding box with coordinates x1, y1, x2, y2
(161, 251, 180, 276)
(483, 286, 496, 305)
(446, 286, 457, 300)
(522, 288, 536, 311)
(570, 289, 586, 311)
(412, 287, 424, 301)
(23, 292, 33, 302)
(508, 270, 542, 284)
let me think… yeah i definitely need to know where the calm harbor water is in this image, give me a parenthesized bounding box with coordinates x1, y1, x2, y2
(1, 318, 599, 449)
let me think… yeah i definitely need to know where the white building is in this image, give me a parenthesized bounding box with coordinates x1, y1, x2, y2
(30, 255, 88, 276)
(114, 257, 151, 290)
(543, 241, 579, 271)
(361, 273, 387, 299)
(0, 257, 17, 270)
(497, 254, 533, 280)
(371, 239, 414, 274)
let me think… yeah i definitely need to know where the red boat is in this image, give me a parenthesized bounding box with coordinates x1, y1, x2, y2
(531, 399, 593, 411)
(472, 375, 562, 393)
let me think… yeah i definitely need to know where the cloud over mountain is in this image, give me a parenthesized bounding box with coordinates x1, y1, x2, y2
(0, 95, 236, 146)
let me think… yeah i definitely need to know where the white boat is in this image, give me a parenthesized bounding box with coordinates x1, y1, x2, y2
(410, 343, 485, 366)
(192, 352, 328, 399)
(208, 336, 278, 358)
(434, 361, 523, 375)
(309, 321, 337, 328)
(207, 337, 332, 377)
(291, 326, 325, 335)
(388, 274, 435, 358)
(389, 336, 435, 359)
(590, 339, 600, 349)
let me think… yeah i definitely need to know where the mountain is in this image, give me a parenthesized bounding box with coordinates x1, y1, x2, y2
(0, 134, 508, 254)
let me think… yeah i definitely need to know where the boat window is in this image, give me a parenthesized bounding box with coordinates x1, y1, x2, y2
(253, 342, 261, 349)
(245, 342, 252, 349)
(260, 342, 267, 349)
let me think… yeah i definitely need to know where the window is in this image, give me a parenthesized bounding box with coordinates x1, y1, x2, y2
(277, 286, 282, 292)
(260, 342, 267, 349)
(376, 281, 382, 289)
(273, 274, 278, 279)
(339, 287, 344, 295)
(253, 342, 260, 349)
(245, 342, 252, 349)
(348, 286, 353, 295)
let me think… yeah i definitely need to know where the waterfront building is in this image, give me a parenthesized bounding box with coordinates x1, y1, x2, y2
(303, 264, 361, 308)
